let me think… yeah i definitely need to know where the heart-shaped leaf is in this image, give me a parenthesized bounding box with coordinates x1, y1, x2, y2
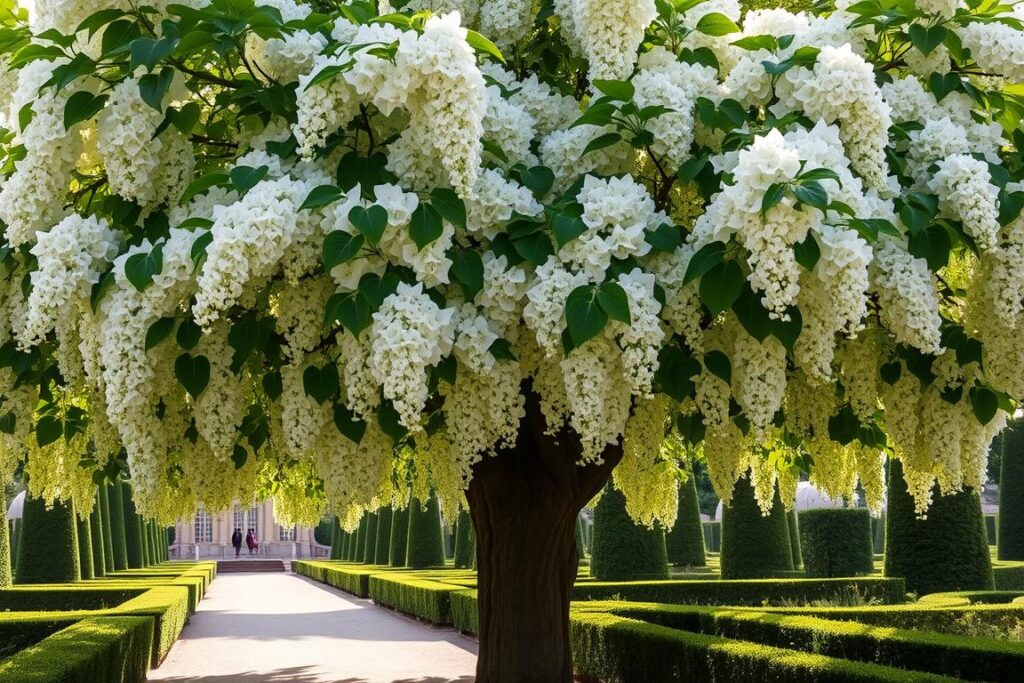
(175, 353, 211, 399)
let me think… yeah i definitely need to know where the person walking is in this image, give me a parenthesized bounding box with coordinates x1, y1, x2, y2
(245, 528, 257, 555)
(231, 528, 242, 558)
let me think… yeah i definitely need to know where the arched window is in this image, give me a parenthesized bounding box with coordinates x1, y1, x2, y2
(194, 510, 213, 543)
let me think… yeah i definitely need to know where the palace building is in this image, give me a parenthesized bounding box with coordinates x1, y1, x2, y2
(171, 499, 327, 560)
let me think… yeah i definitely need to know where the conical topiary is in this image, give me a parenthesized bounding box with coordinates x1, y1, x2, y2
(362, 512, 378, 564)
(107, 483, 128, 570)
(720, 475, 794, 579)
(16, 493, 80, 584)
(665, 475, 706, 567)
(998, 419, 1024, 560)
(0, 490, 11, 587)
(787, 509, 802, 570)
(590, 485, 669, 581)
(454, 509, 475, 568)
(351, 514, 366, 562)
(122, 483, 145, 569)
(885, 458, 993, 595)
(406, 493, 446, 569)
(375, 507, 393, 565)
(389, 505, 410, 567)
(76, 514, 94, 580)
(89, 493, 106, 576)
(330, 518, 341, 560)
(99, 485, 115, 572)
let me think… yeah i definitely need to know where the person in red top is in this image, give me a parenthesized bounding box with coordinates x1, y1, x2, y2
(245, 528, 258, 555)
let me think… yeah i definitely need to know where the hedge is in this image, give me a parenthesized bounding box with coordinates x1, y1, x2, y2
(614, 602, 1024, 681)
(999, 419, 1024, 560)
(720, 476, 793, 579)
(787, 510, 802, 570)
(121, 484, 145, 570)
(77, 515, 95, 580)
(453, 509, 474, 569)
(107, 483, 128, 571)
(389, 505, 409, 567)
(406, 493, 445, 569)
(368, 573, 464, 624)
(16, 493, 80, 584)
(0, 495, 10, 588)
(885, 459, 993, 595)
(993, 561, 1024, 590)
(90, 494, 107, 577)
(361, 512, 378, 564)
(351, 514, 365, 562)
(375, 507, 393, 565)
(292, 560, 374, 597)
(572, 577, 906, 606)
(0, 616, 153, 683)
(450, 588, 478, 634)
(666, 477, 705, 567)
(591, 485, 668, 581)
(798, 509, 874, 578)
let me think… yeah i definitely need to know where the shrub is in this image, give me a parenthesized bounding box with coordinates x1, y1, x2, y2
(89, 494, 107, 577)
(0, 616, 154, 683)
(0, 587, 143, 611)
(16, 493, 80, 584)
(798, 509, 874, 578)
(885, 459, 993, 594)
(121, 484, 145, 570)
(351, 514, 366, 562)
(0, 494, 9, 588)
(666, 477, 706, 567)
(993, 562, 1024, 590)
(591, 486, 668, 581)
(406, 494, 446, 569)
(986, 515, 998, 545)
(369, 573, 463, 624)
(293, 561, 375, 597)
(999, 419, 1024, 560)
(389, 506, 410, 567)
(572, 577, 905, 606)
(77, 516, 95, 580)
(451, 589, 479, 634)
(871, 513, 886, 554)
(375, 507, 393, 565)
(720, 476, 793, 579)
(107, 484, 128, 571)
(329, 519, 341, 560)
(454, 509, 474, 569)
(787, 510, 802, 570)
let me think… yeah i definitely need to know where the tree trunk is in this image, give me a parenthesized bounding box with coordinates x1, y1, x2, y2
(467, 389, 621, 683)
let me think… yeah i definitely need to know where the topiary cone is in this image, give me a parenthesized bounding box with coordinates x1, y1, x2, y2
(590, 485, 668, 581)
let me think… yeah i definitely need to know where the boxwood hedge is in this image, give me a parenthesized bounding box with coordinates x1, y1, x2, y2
(720, 476, 793, 579)
(798, 509, 874, 578)
(591, 486, 668, 581)
(16, 493, 80, 584)
(666, 477, 706, 568)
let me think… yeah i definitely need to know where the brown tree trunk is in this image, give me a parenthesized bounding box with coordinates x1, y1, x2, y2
(467, 389, 622, 683)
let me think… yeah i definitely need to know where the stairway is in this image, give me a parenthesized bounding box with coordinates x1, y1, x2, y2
(216, 559, 287, 573)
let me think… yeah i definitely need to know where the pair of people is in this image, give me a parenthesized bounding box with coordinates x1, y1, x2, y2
(231, 527, 259, 557)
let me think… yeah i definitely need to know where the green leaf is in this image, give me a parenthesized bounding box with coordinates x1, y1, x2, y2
(565, 285, 608, 349)
(969, 386, 999, 425)
(827, 404, 860, 445)
(138, 67, 174, 112)
(880, 361, 902, 385)
(301, 185, 343, 211)
(124, 243, 164, 293)
(790, 45, 820, 66)
(799, 167, 840, 183)
(409, 203, 443, 250)
(230, 165, 268, 195)
(592, 79, 635, 101)
(262, 372, 283, 401)
(582, 132, 622, 156)
(770, 308, 802, 352)
(683, 241, 727, 285)
(145, 317, 176, 351)
(36, 415, 62, 447)
(450, 250, 484, 300)
(655, 345, 701, 401)
(176, 319, 202, 350)
(597, 282, 631, 325)
(645, 223, 681, 253)
(678, 155, 709, 182)
(334, 403, 366, 444)
(322, 230, 365, 271)
(907, 224, 951, 272)
(429, 188, 466, 230)
(63, 91, 107, 130)
(696, 12, 740, 36)
(731, 34, 777, 51)
(489, 338, 516, 361)
(794, 233, 821, 270)
(761, 183, 788, 214)
(731, 285, 772, 342)
(231, 445, 248, 469)
(129, 36, 177, 71)
(553, 213, 587, 248)
(909, 23, 947, 56)
(704, 350, 731, 385)
(175, 353, 211, 399)
(349, 205, 389, 246)
(465, 29, 505, 63)
(191, 231, 214, 267)
(929, 72, 961, 101)
(570, 102, 617, 129)
(850, 218, 901, 242)
(512, 231, 553, 266)
(303, 364, 339, 404)
(792, 181, 828, 211)
(698, 259, 744, 315)
(181, 172, 229, 203)
(90, 271, 115, 313)
(519, 166, 554, 198)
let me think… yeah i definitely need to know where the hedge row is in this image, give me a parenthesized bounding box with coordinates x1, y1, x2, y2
(292, 561, 375, 597)
(720, 476, 793, 579)
(16, 494, 80, 584)
(798, 509, 874, 578)
(993, 562, 1024, 590)
(368, 573, 464, 624)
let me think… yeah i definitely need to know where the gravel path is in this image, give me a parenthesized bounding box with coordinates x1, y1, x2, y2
(147, 571, 477, 683)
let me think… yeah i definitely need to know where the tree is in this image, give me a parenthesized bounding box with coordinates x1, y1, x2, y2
(665, 475, 705, 567)
(998, 419, 1024, 560)
(798, 509, 873, 578)
(16, 493, 79, 584)
(1, 1, 1023, 680)
(361, 512, 378, 564)
(885, 458, 993, 595)
(787, 510, 802, 571)
(590, 485, 668, 580)
(720, 476, 793, 579)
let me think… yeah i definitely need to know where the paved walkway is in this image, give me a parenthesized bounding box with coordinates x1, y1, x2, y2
(147, 572, 477, 683)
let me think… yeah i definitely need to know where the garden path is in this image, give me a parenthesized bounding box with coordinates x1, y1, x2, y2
(147, 571, 477, 683)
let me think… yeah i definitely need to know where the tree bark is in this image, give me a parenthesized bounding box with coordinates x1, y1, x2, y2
(467, 389, 621, 683)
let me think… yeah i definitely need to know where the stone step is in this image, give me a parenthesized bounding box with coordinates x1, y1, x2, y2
(216, 559, 287, 573)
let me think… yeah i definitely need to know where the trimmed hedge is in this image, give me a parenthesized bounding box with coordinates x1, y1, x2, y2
(0, 616, 153, 683)
(293, 560, 374, 597)
(406, 494, 445, 569)
(453, 509, 474, 569)
(121, 484, 145, 569)
(885, 459, 993, 595)
(993, 561, 1024, 590)
(572, 577, 906, 606)
(798, 509, 874, 578)
(90, 494, 107, 577)
(666, 477, 706, 567)
(329, 519, 341, 560)
(362, 512, 378, 564)
(389, 505, 409, 567)
(787, 510, 802, 570)
(107, 483, 128, 571)
(350, 514, 365, 562)
(368, 573, 463, 624)
(591, 486, 669, 581)
(1, 491, 11, 588)
(375, 507, 393, 565)
(999, 419, 1024, 560)
(77, 515, 95, 580)
(720, 476, 793, 579)
(450, 588, 478, 634)
(16, 493, 80, 584)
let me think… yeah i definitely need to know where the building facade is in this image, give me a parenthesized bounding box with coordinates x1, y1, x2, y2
(171, 498, 327, 559)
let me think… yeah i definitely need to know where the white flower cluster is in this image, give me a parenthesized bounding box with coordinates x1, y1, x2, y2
(614, 269, 664, 398)
(479, 0, 533, 48)
(193, 321, 247, 461)
(523, 258, 589, 355)
(559, 336, 632, 462)
(928, 154, 1001, 252)
(958, 19, 1024, 83)
(561, 0, 656, 82)
(369, 282, 456, 430)
(20, 214, 119, 348)
(869, 238, 943, 355)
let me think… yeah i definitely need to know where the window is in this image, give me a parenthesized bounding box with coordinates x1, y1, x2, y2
(232, 503, 244, 531)
(233, 503, 259, 534)
(246, 505, 259, 532)
(194, 510, 212, 543)
(278, 524, 296, 541)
